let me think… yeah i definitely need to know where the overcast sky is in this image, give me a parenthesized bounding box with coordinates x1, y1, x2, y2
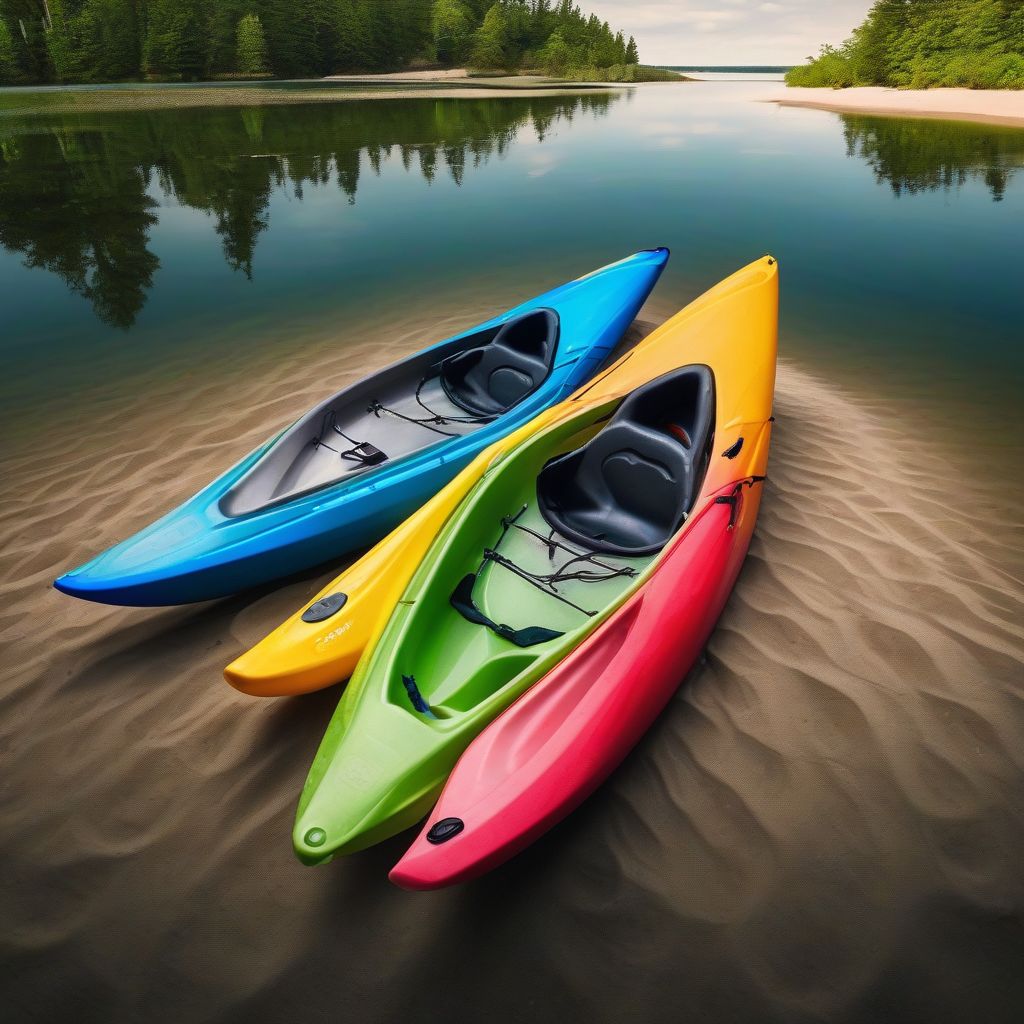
(584, 1, 874, 66)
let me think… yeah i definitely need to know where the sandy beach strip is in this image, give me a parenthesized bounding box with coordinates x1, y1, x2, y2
(0, 82, 617, 117)
(771, 86, 1024, 128)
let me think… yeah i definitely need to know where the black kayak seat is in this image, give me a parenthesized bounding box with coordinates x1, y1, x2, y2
(537, 365, 716, 556)
(439, 308, 559, 418)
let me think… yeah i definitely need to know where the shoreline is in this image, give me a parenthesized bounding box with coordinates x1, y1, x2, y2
(0, 69, 687, 117)
(0, 84, 618, 117)
(0, 79, 627, 117)
(771, 85, 1024, 128)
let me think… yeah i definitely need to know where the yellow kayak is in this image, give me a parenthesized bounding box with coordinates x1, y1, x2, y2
(225, 256, 779, 697)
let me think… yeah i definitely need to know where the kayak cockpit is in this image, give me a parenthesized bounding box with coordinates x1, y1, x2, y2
(387, 365, 718, 723)
(220, 309, 559, 517)
(537, 364, 715, 555)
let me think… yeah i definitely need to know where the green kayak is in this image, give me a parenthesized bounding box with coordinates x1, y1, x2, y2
(293, 366, 717, 864)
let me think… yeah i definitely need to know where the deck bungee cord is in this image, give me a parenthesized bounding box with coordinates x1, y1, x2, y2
(449, 504, 641, 649)
(311, 410, 388, 466)
(367, 362, 502, 439)
(713, 475, 767, 529)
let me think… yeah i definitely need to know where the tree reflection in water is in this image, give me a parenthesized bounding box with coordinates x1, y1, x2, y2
(0, 94, 616, 328)
(841, 113, 1024, 202)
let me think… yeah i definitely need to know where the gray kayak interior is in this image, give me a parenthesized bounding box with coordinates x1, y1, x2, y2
(221, 308, 560, 518)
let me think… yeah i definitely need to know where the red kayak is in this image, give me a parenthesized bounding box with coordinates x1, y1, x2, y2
(389, 465, 767, 890)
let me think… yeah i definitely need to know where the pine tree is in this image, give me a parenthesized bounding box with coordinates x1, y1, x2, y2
(2, 0, 649, 82)
(538, 28, 569, 75)
(0, 16, 18, 83)
(258, 0, 315, 77)
(46, 0, 89, 83)
(236, 12, 268, 74)
(207, 0, 244, 77)
(333, 0, 373, 70)
(470, 2, 510, 69)
(80, 0, 139, 80)
(625, 34, 638, 64)
(4, 0, 51, 81)
(144, 0, 205, 79)
(432, 0, 474, 65)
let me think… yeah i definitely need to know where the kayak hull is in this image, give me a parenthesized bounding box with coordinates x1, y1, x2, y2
(55, 469, 450, 607)
(389, 466, 766, 890)
(55, 249, 669, 607)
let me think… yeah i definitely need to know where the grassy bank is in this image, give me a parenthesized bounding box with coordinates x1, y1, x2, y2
(787, 0, 1024, 90)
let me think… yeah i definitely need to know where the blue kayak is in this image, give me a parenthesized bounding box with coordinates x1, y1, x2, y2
(55, 249, 669, 606)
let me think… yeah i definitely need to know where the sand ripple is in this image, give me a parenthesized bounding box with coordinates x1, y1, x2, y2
(1, 319, 1022, 1023)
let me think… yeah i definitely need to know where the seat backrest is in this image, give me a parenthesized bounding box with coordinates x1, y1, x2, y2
(577, 422, 694, 538)
(537, 365, 715, 555)
(440, 308, 559, 417)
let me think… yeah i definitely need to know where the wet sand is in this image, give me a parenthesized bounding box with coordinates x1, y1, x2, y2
(2, 314, 1023, 1022)
(772, 86, 1024, 128)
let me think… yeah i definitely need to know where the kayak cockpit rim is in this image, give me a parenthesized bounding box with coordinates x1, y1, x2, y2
(219, 309, 560, 518)
(390, 365, 719, 720)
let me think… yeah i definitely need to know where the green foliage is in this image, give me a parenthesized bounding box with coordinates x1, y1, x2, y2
(235, 13, 268, 74)
(788, 0, 1024, 89)
(537, 28, 569, 76)
(46, 0, 138, 83)
(471, 4, 513, 71)
(558, 62, 680, 84)
(526, 1, 644, 77)
(786, 44, 859, 88)
(3, 1, 53, 81)
(206, 0, 244, 76)
(432, 0, 474, 65)
(144, 0, 207, 80)
(9, 0, 642, 83)
(0, 17, 17, 84)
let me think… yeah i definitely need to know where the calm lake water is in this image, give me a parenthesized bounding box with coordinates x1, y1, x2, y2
(1, 79, 1022, 443)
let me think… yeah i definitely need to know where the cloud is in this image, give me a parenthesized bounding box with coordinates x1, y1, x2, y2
(582, 1, 874, 65)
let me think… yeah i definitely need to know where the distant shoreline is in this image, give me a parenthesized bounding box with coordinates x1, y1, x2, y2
(0, 71, 690, 117)
(771, 86, 1024, 129)
(0, 80, 625, 117)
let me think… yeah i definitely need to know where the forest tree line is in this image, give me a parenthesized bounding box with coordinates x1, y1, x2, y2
(0, 0, 643, 85)
(787, 0, 1024, 89)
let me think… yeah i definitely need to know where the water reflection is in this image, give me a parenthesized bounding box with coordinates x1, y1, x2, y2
(0, 94, 616, 328)
(841, 113, 1024, 201)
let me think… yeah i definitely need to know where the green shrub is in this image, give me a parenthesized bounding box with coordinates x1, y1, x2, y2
(786, 45, 861, 88)
(236, 13, 268, 77)
(787, 0, 1024, 90)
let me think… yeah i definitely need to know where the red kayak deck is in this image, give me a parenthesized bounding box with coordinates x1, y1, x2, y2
(390, 475, 766, 890)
